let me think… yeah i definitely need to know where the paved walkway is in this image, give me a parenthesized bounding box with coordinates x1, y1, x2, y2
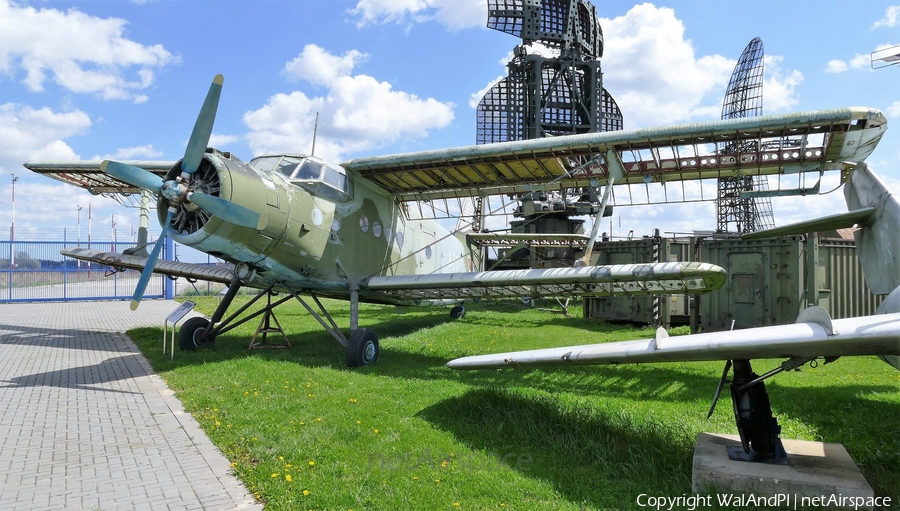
(0, 300, 262, 511)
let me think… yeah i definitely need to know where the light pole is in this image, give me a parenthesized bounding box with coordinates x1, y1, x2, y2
(77, 205, 83, 268)
(10, 174, 18, 269)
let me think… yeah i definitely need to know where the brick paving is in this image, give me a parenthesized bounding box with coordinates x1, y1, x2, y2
(0, 300, 262, 511)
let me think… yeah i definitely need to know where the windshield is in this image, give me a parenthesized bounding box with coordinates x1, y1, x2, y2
(250, 155, 352, 201)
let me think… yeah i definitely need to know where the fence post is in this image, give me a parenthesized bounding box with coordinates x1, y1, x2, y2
(165, 236, 174, 299)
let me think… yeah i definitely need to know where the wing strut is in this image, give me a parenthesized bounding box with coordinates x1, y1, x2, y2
(580, 149, 623, 266)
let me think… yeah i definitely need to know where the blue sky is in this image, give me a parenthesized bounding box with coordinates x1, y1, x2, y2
(2, 0, 900, 240)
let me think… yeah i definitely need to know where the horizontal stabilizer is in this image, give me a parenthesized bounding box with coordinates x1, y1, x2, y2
(447, 312, 900, 370)
(741, 207, 875, 240)
(366, 262, 725, 302)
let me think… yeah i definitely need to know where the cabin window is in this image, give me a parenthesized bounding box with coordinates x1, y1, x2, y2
(250, 155, 353, 202)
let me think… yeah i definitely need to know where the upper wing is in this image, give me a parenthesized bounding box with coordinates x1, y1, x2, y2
(61, 248, 234, 284)
(447, 307, 900, 369)
(365, 262, 725, 302)
(23, 161, 175, 195)
(343, 107, 886, 201)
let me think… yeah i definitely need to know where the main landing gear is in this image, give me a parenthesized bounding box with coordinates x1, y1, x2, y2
(177, 275, 381, 368)
(709, 356, 834, 462)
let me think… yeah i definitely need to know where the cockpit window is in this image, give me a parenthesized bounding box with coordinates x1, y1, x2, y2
(274, 157, 302, 177)
(294, 160, 324, 180)
(250, 155, 352, 201)
(250, 156, 282, 172)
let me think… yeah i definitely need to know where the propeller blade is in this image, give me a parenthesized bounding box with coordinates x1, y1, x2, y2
(189, 192, 264, 230)
(102, 160, 164, 192)
(130, 209, 174, 311)
(181, 74, 224, 176)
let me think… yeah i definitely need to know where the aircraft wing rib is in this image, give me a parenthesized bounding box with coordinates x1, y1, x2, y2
(343, 107, 887, 201)
(61, 248, 234, 284)
(23, 161, 175, 195)
(447, 312, 900, 370)
(365, 262, 725, 302)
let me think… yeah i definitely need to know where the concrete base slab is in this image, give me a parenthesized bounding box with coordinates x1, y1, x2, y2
(692, 433, 874, 507)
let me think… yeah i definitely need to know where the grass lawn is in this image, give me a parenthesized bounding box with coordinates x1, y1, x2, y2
(128, 297, 900, 510)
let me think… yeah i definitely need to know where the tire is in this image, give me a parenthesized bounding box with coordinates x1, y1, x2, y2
(346, 328, 379, 367)
(178, 317, 215, 350)
(730, 360, 777, 458)
(450, 305, 465, 319)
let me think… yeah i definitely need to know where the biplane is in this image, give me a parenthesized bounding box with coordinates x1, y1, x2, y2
(24, 75, 886, 375)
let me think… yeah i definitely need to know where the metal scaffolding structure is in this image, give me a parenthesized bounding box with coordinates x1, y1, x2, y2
(477, 0, 623, 144)
(716, 37, 775, 234)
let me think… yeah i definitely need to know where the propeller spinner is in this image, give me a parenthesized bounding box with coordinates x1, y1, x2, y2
(100, 75, 262, 310)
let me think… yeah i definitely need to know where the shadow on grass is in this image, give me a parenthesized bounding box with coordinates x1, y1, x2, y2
(417, 386, 695, 507)
(418, 382, 900, 504)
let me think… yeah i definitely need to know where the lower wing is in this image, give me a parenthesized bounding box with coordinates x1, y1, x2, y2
(366, 262, 725, 302)
(61, 248, 234, 284)
(447, 307, 900, 369)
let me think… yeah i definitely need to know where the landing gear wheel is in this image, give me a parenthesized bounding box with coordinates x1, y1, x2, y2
(346, 328, 379, 367)
(178, 317, 216, 350)
(450, 305, 465, 319)
(730, 360, 778, 459)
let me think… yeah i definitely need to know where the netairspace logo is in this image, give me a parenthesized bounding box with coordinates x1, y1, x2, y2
(636, 493, 893, 510)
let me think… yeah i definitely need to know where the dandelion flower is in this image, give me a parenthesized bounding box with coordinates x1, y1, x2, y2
(308, 461, 315, 467)
(303, 489, 310, 496)
(285, 474, 292, 482)
(373, 429, 379, 434)
(271, 473, 279, 478)
(454, 503, 460, 507)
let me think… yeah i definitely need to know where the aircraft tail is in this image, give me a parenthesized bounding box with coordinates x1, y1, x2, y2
(743, 164, 900, 295)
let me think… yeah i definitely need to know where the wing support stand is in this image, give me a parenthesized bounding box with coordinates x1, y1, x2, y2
(707, 355, 831, 464)
(249, 292, 290, 350)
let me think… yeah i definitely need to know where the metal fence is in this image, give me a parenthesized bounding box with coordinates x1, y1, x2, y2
(1, 227, 169, 303)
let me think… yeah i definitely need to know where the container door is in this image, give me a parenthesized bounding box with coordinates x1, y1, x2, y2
(727, 252, 766, 328)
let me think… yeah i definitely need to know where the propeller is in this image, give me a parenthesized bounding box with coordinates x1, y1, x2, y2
(101, 74, 263, 309)
(131, 209, 174, 310)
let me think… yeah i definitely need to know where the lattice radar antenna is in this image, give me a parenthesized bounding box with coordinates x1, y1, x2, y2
(716, 37, 776, 234)
(473, 0, 624, 235)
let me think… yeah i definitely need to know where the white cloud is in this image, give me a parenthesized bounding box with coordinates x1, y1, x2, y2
(824, 53, 870, 73)
(596, 4, 803, 128)
(283, 45, 368, 86)
(597, 5, 725, 127)
(93, 144, 162, 161)
(0, 103, 91, 174)
(349, 0, 484, 31)
(0, 0, 177, 101)
(762, 56, 802, 112)
(872, 5, 900, 29)
(243, 45, 455, 162)
(825, 60, 848, 73)
(887, 100, 900, 118)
